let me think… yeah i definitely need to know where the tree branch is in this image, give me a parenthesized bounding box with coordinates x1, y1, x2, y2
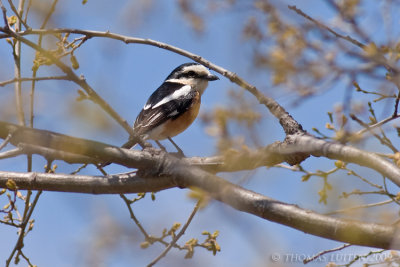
(148, 200, 201, 267)
(289, 135, 400, 187)
(0, 13, 399, 252)
(0, 75, 70, 87)
(0, 21, 140, 145)
(0, 120, 399, 186)
(0, 121, 400, 249)
(0, 27, 305, 135)
(0, 120, 287, 171)
(0, 170, 398, 249)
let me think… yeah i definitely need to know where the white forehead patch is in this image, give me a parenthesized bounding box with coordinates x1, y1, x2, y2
(182, 64, 210, 76)
(152, 85, 192, 109)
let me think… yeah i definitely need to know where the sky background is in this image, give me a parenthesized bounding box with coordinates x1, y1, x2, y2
(0, 0, 398, 266)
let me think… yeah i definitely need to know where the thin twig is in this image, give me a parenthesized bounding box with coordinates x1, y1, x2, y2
(288, 5, 365, 49)
(120, 194, 150, 240)
(0, 133, 12, 150)
(0, 0, 9, 30)
(7, 0, 29, 30)
(346, 168, 383, 189)
(288, 4, 400, 87)
(0, 22, 139, 144)
(29, 0, 58, 128)
(23, 0, 31, 22)
(6, 190, 41, 267)
(147, 200, 201, 267)
(0, 75, 70, 87)
(39, 0, 57, 29)
(356, 114, 400, 136)
(393, 91, 400, 117)
(0, 147, 23, 159)
(382, 176, 400, 206)
(325, 199, 394, 215)
(10, 0, 26, 126)
(18, 249, 34, 267)
(350, 114, 398, 152)
(304, 243, 352, 264)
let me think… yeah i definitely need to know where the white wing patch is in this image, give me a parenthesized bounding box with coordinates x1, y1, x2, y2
(143, 103, 152, 110)
(152, 85, 191, 109)
(168, 110, 179, 117)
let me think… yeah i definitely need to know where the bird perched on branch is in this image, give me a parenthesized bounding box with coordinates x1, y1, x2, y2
(129, 62, 219, 155)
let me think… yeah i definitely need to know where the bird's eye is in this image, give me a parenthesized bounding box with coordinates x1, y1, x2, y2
(187, 71, 196, 77)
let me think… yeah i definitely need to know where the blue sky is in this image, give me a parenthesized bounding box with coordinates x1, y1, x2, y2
(0, 0, 398, 266)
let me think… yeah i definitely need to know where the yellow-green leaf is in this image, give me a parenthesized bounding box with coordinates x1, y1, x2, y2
(7, 16, 17, 26)
(6, 179, 17, 190)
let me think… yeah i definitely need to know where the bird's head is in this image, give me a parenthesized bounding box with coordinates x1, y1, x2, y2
(165, 63, 219, 94)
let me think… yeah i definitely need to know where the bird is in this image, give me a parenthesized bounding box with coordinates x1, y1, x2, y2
(128, 62, 219, 155)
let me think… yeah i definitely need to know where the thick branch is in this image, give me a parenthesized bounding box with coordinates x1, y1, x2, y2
(0, 23, 399, 250)
(1, 121, 400, 249)
(0, 170, 398, 250)
(289, 135, 400, 187)
(0, 120, 286, 171)
(0, 171, 175, 193)
(0, 121, 399, 186)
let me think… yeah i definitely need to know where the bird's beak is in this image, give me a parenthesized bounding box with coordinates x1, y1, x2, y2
(206, 74, 219, 81)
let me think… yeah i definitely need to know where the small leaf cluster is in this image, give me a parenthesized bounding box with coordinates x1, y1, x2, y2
(140, 223, 221, 259)
(32, 33, 84, 72)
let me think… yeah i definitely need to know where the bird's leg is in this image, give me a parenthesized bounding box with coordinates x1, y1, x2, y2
(167, 137, 185, 158)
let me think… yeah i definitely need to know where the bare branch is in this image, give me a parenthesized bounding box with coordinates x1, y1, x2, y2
(0, 122, 399, 249)
(288, 135, 400, 187)
(6, 190, 41, 267)
(9, 0, 26, 126)
(0, 75, 70, 87)
(0, 120, 288, 171)
(39, 0, 57, 29)
(148, 200, 200, 267)
(0, 170, 175, 194)
(1, 120, 400, 187)
(356, 114, 400, 136)
(350, 114, 398, 153)
(303, 243, 352, 264)
(0, 23, 141, 146)
(0, 169, 398, 249)
(288, 5, 365, 49)
(0, 147, 23, 159)
(325, 199, 395, 216)
(120, 194, 151, 240)
(0, 133, 12, 150)
(0, 27, 305, 135)
(6, 0, 29, 30)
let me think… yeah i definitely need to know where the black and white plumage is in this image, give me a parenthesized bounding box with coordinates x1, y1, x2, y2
(133, 62, 219, 142)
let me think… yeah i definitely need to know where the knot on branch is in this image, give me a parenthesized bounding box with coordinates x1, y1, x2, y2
(282, 134, 310, 165)
(279, 112, 306, 136)
(265, 134, 310, 166)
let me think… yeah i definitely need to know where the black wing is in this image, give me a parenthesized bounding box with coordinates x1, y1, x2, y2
(134, 82, 195, 136)
(144, 82, 182, 109)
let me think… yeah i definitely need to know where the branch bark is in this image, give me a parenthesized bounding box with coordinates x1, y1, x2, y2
(0, 121, 400, 249)
(0, 170, 399, 250)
